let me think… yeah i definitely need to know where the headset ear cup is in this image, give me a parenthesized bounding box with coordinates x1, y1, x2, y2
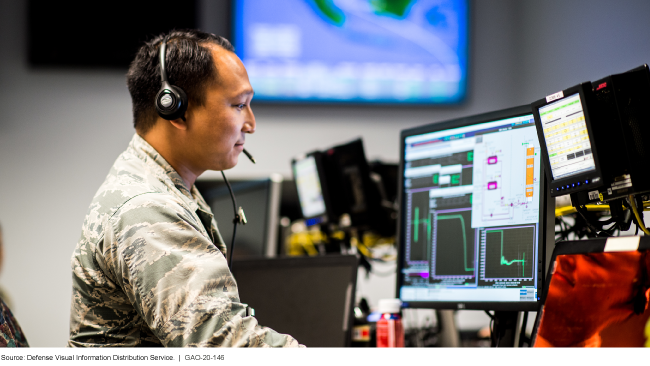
(155, 84, 188, 121)
(174, 85, 188, 119)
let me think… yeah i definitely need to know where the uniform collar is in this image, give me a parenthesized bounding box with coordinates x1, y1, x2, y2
(127, 133, 197, 209)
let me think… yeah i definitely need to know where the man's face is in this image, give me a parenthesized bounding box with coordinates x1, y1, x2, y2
(183, 45, 255, 172)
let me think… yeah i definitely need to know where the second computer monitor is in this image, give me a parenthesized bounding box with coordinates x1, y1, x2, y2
(397, 105, 547, 311)
(196, 176, 282, 259)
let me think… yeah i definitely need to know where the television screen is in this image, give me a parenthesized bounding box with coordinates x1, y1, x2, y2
(28, 0, 197, 68)
(233, 0, 469, 104)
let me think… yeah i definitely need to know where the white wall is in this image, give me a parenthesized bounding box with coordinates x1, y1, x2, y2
(517, 0, 650, 101)
(1, 0, 650, 346)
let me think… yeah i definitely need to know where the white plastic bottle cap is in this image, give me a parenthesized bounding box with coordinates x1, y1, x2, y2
(378, 298, 402, 314)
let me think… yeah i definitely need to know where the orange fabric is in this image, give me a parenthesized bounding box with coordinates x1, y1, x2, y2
(535, 251, 650, 347)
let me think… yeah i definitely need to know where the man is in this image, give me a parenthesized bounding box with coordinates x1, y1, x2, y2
(69, 30, 301, 347)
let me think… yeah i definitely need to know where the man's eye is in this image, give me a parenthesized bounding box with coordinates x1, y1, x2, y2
(235, 104, 246, 109)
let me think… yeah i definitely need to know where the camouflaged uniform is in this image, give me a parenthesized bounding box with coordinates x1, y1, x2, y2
(0, 297, 28, 347)
(69, 134, 301, 347)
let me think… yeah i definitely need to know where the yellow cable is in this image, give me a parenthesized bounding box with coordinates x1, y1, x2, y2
(555, 206, 577, 217)
(554, 199, 644, 217)
(356, 243, 371, 258)
(629, 195, 650, 235)
(555, 204, 611, 217)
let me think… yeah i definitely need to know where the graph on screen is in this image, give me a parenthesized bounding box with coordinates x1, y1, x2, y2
(481, 226, 535, 280)
(431, 209, 475, 278)
(407, 190, 432, 262)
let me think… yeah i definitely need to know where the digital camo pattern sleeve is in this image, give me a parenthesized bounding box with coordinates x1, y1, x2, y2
(0, 297, 28, 347)
(96, 193, 300, 347)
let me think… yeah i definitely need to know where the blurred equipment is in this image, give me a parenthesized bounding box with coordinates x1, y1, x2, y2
(195, 175, 282, 259)
(232, 0, 469, 104)
(292, 152, 334, 227)
(397, 105, 549, 347)
(351, 298, 374, 347)
(292, 138, 397, 236)
(533, 64, 650, 237)
(532, 65, 650, 237)
(231, 255, 358, 347)
(534, 65, 650, 201)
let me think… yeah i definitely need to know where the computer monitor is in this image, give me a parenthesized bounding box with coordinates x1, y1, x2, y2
(195, 175, 282, 259)
(292, 152, 334, 226)
(531, 82, 605, 198)
(293, 139, 395, 235)
(536, 66, 650, 206)
(397, 105, 548, 311)
(231, 255, 358, 347)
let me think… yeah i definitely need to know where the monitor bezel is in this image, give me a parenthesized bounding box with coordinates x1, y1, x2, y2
(291, 151, 335, 225)
(396, 105, 547, 312)
(531, 83, 604, 198)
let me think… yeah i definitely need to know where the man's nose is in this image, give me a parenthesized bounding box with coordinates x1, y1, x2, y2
(243, 106, 256, 134)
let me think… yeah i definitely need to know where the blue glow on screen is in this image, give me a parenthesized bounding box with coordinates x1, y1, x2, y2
(233, 0, 469, 104)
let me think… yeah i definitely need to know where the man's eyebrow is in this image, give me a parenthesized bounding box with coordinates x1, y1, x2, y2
(236, 89, 254, 98)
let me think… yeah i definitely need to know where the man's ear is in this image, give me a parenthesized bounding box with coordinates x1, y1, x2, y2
(168, 117, 188, 131)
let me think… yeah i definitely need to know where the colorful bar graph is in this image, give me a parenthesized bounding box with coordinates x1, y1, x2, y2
(525, 147, 534, 198)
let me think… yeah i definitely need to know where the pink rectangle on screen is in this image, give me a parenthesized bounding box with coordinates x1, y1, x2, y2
(488, 181, 498, 190)
(488, 156, 498, 165)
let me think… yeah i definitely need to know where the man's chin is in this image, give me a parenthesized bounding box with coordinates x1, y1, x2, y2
(211, 158, 238, 172)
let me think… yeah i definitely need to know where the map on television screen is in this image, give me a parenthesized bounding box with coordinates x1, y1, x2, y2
(234, 0, 469, 103)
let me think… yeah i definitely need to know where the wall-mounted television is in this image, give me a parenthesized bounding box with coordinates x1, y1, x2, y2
(28, 0, 197, 68)
(233, 0, 469, 104)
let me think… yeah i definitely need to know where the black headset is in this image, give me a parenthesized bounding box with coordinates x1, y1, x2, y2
(155, 36, 188, 121)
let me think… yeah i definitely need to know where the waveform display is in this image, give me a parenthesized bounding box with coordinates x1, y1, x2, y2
(408, 190, 432, 261)
(483, 226, 535, 279)
(432, 209, 475, 277)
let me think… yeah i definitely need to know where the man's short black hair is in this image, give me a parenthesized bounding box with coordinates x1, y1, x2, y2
(126, 29, 234, 134)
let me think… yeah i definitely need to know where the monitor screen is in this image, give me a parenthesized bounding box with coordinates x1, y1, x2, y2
(293, 155, 327, 219)
(233, 0, 469, 104)
(398, 107, 544, 310)
(197, 178, 280, 259)
(538, 93, 596, 180)
(231, 255, 358, 347)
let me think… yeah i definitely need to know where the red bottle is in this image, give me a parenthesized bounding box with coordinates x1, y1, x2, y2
(376, 299, 404, 347)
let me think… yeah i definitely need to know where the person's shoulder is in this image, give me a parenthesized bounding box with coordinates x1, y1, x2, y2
(91, 149, 172, 218)
(111, 191, 194, 226)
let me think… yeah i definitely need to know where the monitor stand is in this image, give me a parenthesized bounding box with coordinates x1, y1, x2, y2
(492, 311, 520, 347)
(436, 310, 460, 347)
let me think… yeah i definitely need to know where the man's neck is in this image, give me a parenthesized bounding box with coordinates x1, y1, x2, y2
(138, 131, 201, 189)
